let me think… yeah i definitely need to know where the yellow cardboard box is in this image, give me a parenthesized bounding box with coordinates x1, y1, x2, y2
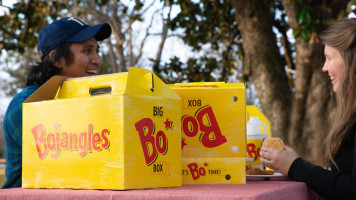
(169, 82, 246, 184)
(22, 67, 182, 190)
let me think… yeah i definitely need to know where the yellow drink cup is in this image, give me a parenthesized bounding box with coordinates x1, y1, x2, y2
(246, 135, 265, 169)
(246, 117, 267, 170)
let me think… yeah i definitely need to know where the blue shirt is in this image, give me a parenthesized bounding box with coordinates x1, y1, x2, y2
(2, 84, 40, 188)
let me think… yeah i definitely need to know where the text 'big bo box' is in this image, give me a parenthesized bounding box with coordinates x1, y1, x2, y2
(22, 67, 182, 190)
(169, 82, 246, 184)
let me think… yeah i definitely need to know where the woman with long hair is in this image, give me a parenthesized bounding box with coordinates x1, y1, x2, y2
(261, 18, 356, 199)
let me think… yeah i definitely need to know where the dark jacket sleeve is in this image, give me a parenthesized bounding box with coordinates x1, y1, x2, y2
(288, 119, 356, 200)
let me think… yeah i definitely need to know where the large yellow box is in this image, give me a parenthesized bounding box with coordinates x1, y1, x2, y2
(22, 67, 182, 190)
(169, 82, 246, 184)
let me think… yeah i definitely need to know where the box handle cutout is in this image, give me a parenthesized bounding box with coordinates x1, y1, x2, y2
(144, 72, 155, 92)
(89, 87, 112, 95)
(150, 73, 155, 92)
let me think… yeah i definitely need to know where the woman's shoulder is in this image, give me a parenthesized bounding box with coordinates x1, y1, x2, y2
(7, 85, 40, 109)
(13, 85, 40, 99)
(3, 84, 40, 129)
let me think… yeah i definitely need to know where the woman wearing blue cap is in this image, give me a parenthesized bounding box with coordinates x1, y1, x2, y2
(2, 17, 112, 188)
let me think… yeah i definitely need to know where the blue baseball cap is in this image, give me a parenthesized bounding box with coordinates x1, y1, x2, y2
(37, 17, 112, 60)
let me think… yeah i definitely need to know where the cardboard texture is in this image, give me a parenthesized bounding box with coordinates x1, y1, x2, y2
(169, 82, 246, 184)
(22, 67, 182, 190)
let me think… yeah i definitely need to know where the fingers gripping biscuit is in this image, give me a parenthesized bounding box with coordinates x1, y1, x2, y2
(262, 137, 285, 150)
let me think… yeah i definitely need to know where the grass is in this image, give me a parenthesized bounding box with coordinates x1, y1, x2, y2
(0, 174, 5, 187)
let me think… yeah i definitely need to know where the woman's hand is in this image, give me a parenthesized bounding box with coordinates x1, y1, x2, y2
(260, 146, 299, 176)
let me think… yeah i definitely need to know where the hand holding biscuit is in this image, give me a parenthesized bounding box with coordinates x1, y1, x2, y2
(260, 137, 299, 176)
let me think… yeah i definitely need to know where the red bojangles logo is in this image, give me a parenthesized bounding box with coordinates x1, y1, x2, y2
(246, 142, 261, 161)
(186, 162, 224, 180)
(181, 105, 227, 148)
(135, 118, 172, 166)
(31, 124, 110, 160)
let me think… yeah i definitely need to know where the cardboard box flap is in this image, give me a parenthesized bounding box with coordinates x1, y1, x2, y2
(54, 67, 180, 100)
(24, 76, 69, 103)
(124, 67, 180, 99)
(55, 72, 128, 99)
(26, 67, 181, 102)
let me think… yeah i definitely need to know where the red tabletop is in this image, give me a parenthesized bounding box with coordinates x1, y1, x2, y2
(0, 181, 321, 200)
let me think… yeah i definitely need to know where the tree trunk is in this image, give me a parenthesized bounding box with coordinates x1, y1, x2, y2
(304, 63, 334, 164)
(282, 0, 334, 164)
(231, 0, 292, 140)
(110, 18, 127, 72)
(106, 39, 118, 73)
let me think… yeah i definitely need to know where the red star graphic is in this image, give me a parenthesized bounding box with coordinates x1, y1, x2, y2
(204, 162, 209, 167)
(164, 118, 172, 130)
(181, 138, 187, 149)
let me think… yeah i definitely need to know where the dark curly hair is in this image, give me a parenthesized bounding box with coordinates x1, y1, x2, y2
(26, 42, 74, 86)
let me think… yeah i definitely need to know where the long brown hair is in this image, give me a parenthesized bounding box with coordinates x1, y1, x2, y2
(321, 18, 356, 168)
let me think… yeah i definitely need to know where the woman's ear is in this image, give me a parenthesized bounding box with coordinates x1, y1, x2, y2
(49, 50, 56, 60)
(49, 50, 62, 69)
(38, 51, 44, 60)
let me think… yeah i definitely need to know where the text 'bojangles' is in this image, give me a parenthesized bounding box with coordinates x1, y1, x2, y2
(31, 124, 110, 159)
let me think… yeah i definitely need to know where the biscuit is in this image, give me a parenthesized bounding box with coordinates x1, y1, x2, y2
(262, 137, 285, 150)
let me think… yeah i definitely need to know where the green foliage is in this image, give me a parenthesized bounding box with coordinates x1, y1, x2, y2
(152, 56, 222, 83)
(294, 1, 317, 41)
(94, 0, 110, 5)
(347, 0, 356, 13)
(293, 0, 356, 42)
(168, 0, 236, 51)
(154, 0, 240, 83)
(0, 0, 151, 94)
(0, 1, 68, 54)
(1, 0, 355, 93)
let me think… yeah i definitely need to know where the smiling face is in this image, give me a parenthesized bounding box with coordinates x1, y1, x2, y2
(58, 37, 101, 77)
(322, 45, 345, 93)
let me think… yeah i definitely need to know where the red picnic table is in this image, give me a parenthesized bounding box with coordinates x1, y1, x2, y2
(0, 181, 322, 200)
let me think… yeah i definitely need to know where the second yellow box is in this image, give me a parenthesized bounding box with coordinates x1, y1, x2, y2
(169, 82, 246, 184)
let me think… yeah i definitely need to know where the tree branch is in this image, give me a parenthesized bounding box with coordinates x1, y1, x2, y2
(273, 19, 295, 70)
(21, 0, 33, 44)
